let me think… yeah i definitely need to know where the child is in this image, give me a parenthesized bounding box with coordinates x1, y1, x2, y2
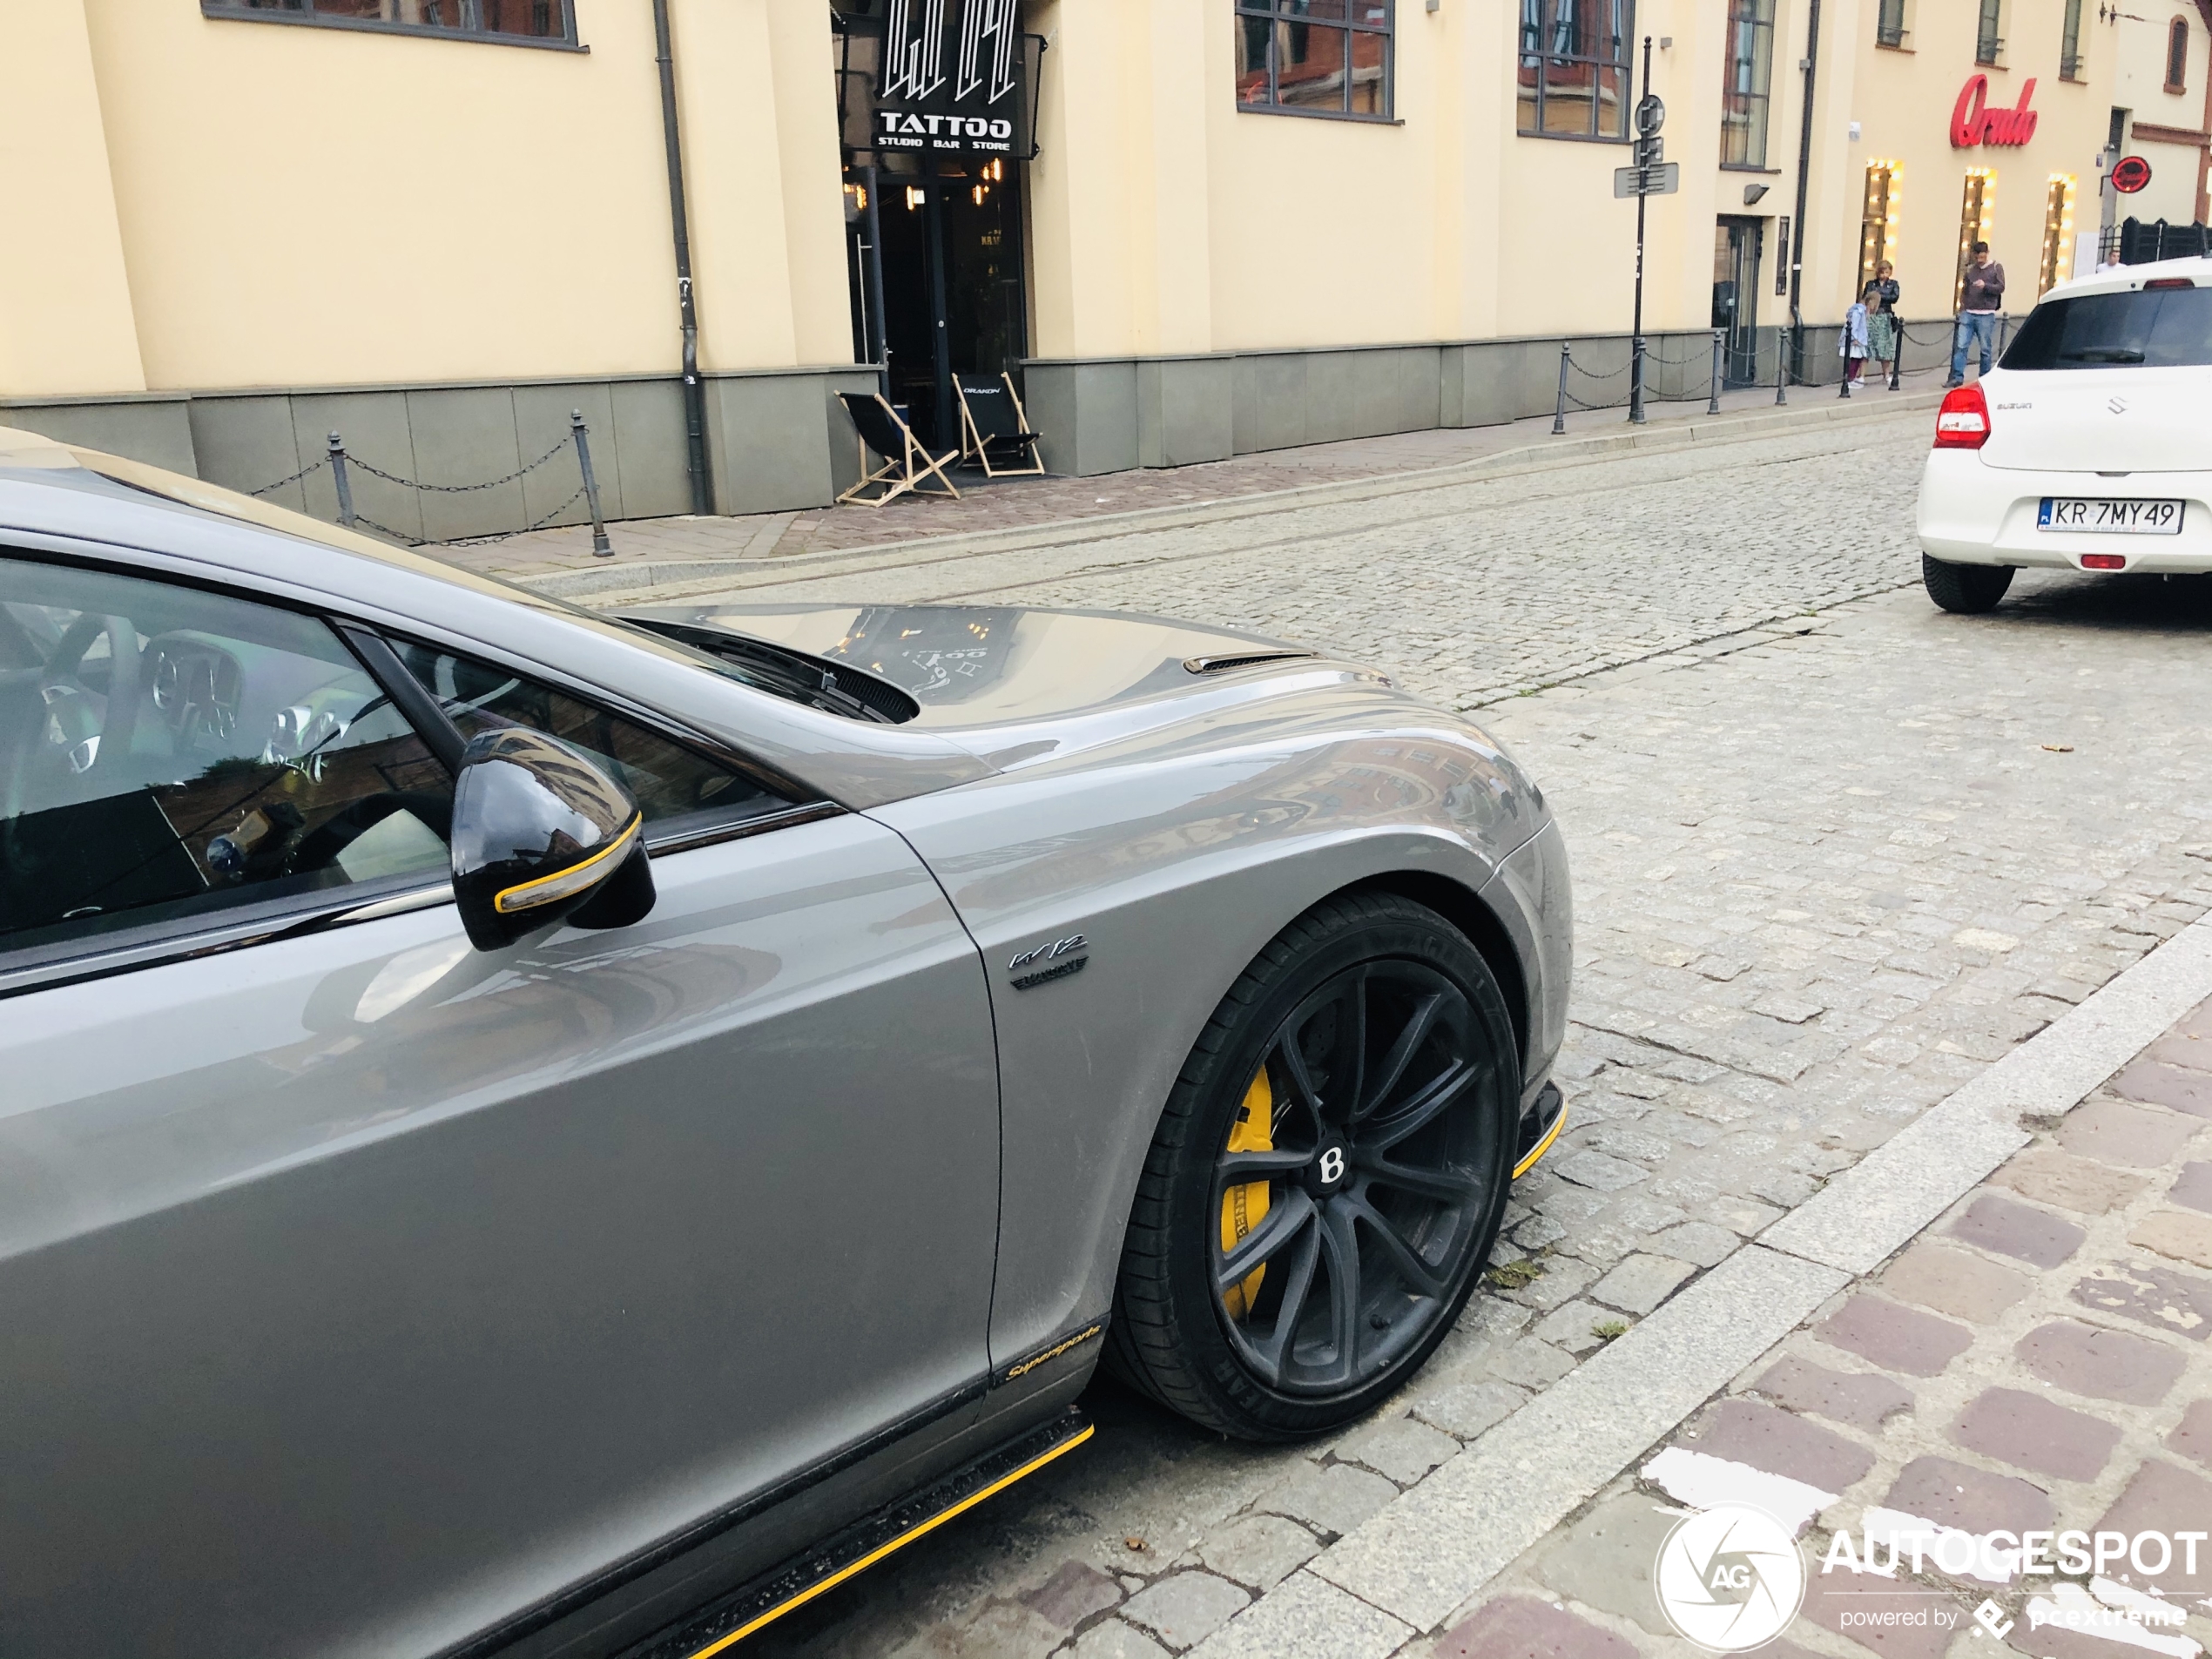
(1838, 284, 1875, 395)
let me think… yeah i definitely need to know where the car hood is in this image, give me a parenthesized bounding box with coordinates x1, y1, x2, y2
(618, 601, 1372, 744)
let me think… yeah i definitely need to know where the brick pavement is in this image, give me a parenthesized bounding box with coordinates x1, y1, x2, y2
(1436, 987, 2212, 1659)
(428, 374, 1946, 585)
(715, 411, 2212, 1659)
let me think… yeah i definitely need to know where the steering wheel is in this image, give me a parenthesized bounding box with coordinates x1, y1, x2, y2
(0, 613, 142, 819)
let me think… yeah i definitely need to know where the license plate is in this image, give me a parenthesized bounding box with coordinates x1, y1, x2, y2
(2038, 497, 2184, 534)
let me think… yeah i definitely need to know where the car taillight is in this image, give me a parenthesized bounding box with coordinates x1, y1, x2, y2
(2143, 277, 2197, 290)
(1933, 383, 1992, 449)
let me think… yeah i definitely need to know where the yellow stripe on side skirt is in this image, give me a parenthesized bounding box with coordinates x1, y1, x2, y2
(683, 1424, 1096, 1658)
(1512, 1098, 1568, 1180)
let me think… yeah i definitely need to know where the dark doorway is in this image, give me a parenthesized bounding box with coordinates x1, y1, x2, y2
(852, 163, 1027, 451)
(1713, 216, 1764, 387)
(833, 1, 1039, 458)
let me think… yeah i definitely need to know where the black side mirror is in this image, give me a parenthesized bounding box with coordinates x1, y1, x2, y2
(449, 729, 656, 951)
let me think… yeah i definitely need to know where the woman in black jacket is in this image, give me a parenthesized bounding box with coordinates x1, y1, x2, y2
(1871, 260, 1903, 388)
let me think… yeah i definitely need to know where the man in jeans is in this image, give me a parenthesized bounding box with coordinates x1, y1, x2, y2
(1947, 242, 2006, 385)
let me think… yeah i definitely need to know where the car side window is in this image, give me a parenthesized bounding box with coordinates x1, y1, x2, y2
(0, 557, 452, 958)
(388, 641, 786, 836)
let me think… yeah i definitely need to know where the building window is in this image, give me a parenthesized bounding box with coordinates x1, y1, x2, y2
(1954, 167, 1997, 309)
(1975, 0, 2003, 65)
(1235, 1, 1396, 120)
(201, 0, 575, 44)
(1876, 0, 1909, 49)
(1859, 160, 1904, 293)
(1517, 0, 1635, 140)
(2039, 174, 2078, 295)
(2060, 0, 2085, 78)
(1720, 0, 1776, 167)
(2167, 17, 2190, 93)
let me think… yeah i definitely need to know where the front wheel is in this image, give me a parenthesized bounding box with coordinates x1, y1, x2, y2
(1105, 893, 1520, 1440)
(1921, 553, 2014, 614)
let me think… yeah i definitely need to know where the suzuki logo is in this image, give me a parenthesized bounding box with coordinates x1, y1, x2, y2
(2109, 396, 2128, 414)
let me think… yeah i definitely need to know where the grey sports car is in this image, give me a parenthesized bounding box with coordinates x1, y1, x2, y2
(0, 427, 1571, 1659)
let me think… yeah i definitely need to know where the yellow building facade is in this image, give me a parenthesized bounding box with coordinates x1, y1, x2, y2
(0, 0, 2201, 528)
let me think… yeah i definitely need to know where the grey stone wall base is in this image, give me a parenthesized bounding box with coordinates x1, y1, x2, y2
(0, 321, 1960, 531)
(0, 367, 879, 538)
(1020, 322, 1952, 478)
(0, 396, 199, 477)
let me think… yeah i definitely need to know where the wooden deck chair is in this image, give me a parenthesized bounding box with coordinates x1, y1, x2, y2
(954, 373, 1046, 477)
(836, 392, 962, 508)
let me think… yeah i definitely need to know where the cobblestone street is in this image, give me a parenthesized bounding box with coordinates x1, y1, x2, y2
(714, 408, 2212, 1659)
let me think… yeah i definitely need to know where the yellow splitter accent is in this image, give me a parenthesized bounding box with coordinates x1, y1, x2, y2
(492, 813, 642, 914)
(680, 1417, 1094, 1657)
(1513, 1096, 1568, 1180)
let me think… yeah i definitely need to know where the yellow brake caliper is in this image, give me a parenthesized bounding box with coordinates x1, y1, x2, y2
(1220, 1067, 1274, 1321)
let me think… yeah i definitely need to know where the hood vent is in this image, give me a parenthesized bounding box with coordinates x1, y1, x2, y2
(1182, 649, 1319, 676)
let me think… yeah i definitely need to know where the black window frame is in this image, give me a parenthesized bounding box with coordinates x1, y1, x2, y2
(2060, 0, 2085, 78)
(1875, 0, 1909, 50)
(1719, 0, 1777, 170)
(0, 550, 828, 1000)
(199, 0, 585, 52)
(1234, 0, 1399, 125)
(2167, 17, 2190, 93)
(1517, 0, 1636, 144)
(1976, 0, 2004, 66)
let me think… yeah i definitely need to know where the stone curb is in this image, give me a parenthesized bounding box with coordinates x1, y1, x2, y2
(1185, 907, 2212, 1656)
(511, 391, 1944, 607)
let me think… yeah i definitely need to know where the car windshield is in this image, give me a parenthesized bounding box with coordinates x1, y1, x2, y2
(2000, 284, 2212, 370)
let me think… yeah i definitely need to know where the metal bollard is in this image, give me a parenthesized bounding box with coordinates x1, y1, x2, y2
(571, 410, 613, 558)
(1629, 336, 1648, 425)
(1708, 329, 1723, 415)
(327, 432, 356, 529)
(1551, 341, 1570, 435)
(1774, 332, 1788, 406)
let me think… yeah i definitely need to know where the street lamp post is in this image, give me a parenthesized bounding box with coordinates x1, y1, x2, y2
(1629, 37, 1661, 425)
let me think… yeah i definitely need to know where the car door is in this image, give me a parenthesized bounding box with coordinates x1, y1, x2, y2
(0, 553, 1000, 1659)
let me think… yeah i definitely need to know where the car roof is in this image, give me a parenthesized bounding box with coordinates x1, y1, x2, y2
(2038, 254, 2212, 302)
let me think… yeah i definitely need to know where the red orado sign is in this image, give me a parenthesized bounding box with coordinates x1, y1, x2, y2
(1950, 74, 2040, 147)
(2112, 155, 2154, 193)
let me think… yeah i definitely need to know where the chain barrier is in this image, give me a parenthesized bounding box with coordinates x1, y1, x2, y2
(443, 482, 593, 547)
(342, 433, 574, 495)
(247, 456, 329, 499)
(243, 414, 614, 558)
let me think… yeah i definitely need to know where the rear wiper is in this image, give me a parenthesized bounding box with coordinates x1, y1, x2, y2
(2060, 347, 2145, 362)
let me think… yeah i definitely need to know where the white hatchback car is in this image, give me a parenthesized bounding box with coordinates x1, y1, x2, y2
(1916, 254, 2212, 612)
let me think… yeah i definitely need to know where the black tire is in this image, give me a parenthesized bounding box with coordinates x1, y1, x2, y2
(1105, 892, 1520, 1441)
(1921, 553, 2014, 614)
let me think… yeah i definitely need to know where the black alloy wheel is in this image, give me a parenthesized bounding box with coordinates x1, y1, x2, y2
(1106, 892, 1519, 1440)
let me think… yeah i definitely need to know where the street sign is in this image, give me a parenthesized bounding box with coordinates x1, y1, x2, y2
(2112, 154, 2153, 194)
(1635, 92, 1666, 136)
(1635, 133, 1665, 169)
(1614, 163, 1681, 198)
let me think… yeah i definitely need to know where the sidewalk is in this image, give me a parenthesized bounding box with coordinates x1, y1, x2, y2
(424, 368, 1951, 595)
(1036, 912, 2212, 1659)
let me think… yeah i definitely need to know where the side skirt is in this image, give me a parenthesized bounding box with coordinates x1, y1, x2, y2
(629, 1407, 1095, 1659)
